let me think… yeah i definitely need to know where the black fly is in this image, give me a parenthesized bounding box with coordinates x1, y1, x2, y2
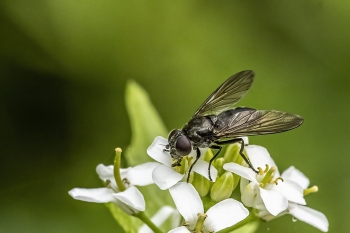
(164, 70, 303, 182)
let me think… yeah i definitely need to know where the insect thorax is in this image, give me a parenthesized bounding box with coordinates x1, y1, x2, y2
(182, 115, 217, 148)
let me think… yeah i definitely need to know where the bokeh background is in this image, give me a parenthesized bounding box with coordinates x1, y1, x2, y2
(1, 1, 349, 232)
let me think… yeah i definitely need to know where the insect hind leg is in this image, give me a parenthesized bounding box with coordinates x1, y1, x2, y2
(214, 138, 258, 174)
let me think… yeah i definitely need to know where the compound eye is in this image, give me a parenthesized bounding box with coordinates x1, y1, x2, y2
(175, 135, 192, 156)
(168, 129, 180, 141)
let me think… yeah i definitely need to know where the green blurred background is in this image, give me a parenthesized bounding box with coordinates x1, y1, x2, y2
(1, 0, 349, 232)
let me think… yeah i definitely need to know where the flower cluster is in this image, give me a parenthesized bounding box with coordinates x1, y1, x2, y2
(69, 136, 328, 233)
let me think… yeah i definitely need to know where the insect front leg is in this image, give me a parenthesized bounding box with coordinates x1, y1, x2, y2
(163, 144, 170, 152)
(214, 138, 258, 174)
(186, 148, 201, 183)
(208, 145, 222, 181)
(171, 158, 182, 167)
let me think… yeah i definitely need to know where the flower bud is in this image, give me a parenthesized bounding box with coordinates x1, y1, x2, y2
(210, 172, 234, 202)
(193, 173, 211, 197)
(223, 143, 243, 164)
(213, 158, 225, 176)
(203, 148, 214, 162)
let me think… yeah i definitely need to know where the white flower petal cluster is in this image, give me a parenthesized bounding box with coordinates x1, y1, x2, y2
(168, 182, 249, 233)
(258, 166, 329, 232)
(224, 145, 306, 216)
(69, 163, 158, 215)
(69, 136, 329, 233)
(147, 136, 217, 190)
(224, 145, 328, 232)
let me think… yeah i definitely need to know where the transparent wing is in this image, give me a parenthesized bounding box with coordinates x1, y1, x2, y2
(192, 70, 255, 118)
(213, 109, 304, 138)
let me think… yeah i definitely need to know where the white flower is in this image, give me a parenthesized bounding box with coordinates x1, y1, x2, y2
(224, 145, 306, 216)
(147, 136, 218, 190)
(258, 166, 329, 232)
(168, 182, 249, 233)
(69, 162, 158, 215)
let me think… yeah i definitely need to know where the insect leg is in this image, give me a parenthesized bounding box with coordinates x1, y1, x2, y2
(171, 158, 182, 167)
(163, 144, 170, 153)
(208, 145, 222, 181)
(187, 148, 201, 183)
(214, 138, 258, 173)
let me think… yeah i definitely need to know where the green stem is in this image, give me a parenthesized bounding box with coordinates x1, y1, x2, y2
(218, 211, 258, 233)
(135, 212, 164, 233)
(114, 148, 126, 191)
(193, 213, 207, 233)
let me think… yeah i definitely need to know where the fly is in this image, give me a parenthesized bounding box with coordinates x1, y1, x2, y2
(164, 70, 303, 182)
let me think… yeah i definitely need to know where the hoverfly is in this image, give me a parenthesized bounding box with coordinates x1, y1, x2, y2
(164, 70, 303, 182)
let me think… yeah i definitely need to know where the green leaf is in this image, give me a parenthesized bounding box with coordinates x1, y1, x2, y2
(125, 80, 168, 166)
(107, 80, 173, 233)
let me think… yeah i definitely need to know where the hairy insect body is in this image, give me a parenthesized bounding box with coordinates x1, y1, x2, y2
(181, 107, 257, 150)
(164, 70, 303, 181)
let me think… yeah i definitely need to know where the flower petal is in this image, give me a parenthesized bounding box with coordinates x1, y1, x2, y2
(113, 186, 145, 214)
(259, 188, 288, 216)
(245, 145, 280, 177)
(281, 166, 310, 189)
(168, 226, 191, 233)
(147, 136, 173, 166)
(96, 164, 115, 182)
(240, 176, 250, 193)
(257, 209, 276, 220)
(191, 159, 218, 181)
(223, 163, 257, 182)
(171, 209, 182, 229)
(169, 182, 204, 228)
(152, 164, 185, 190)
(272, 180, 306, 205)
(241, 136, 249, 145)
(288, 204, 329, 232)
(126, 162, 159, 186)
(138, 206, 176, 233)
(241, 182, 258, 207)
(96, 164, 132, 190)
(96, 164, 114, 178)
(96, 164, 131, 180)
(68, 187, 115, 203)
(205, 199, 249, 232)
